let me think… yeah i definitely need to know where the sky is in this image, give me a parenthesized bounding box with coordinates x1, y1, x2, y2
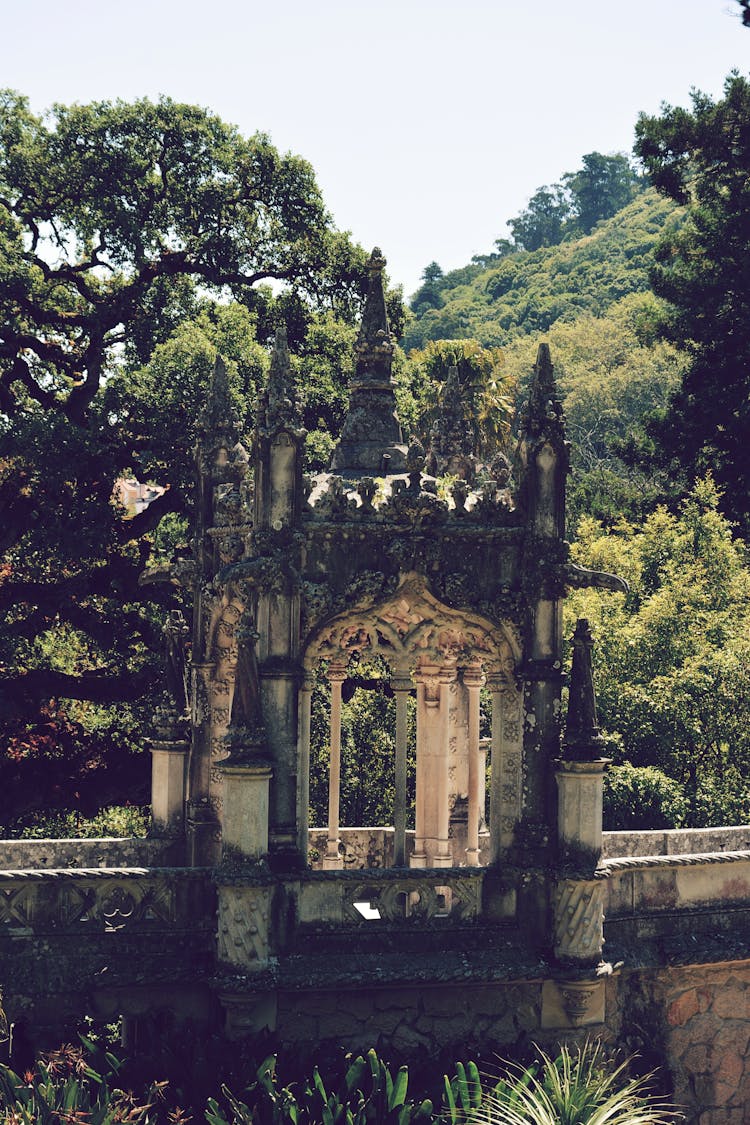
(2, 0, 747, 297)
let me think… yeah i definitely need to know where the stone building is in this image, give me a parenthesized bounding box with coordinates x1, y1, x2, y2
(3, 249, 750, 1123)
(159, 247, 623, 1035)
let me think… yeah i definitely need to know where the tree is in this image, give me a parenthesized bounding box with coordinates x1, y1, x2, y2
(507, 184, 571, 252)
(406, 338, 513, 459)
(634, 73, 750, 535)
(566, 477, 750, 825)
(563, 152, 639, 234)
(0, 93, 366, 742)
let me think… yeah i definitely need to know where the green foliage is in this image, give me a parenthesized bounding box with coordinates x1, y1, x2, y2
(603, 764, 688, 831)
(478, 1041, 676, 1125)
(634, 72, 750, 535)
(4, 804, 149, 840)
(405, 189, 679, 351)
(566, 477, 750, 825)
(206, 1049, 434, 1125)
(0, 91, 378, 804)
(0, 1041, 166, 1124)
(406, 339, 513, 457)
(442, 1061, 483, 1124)
(501, 292, 685, 524)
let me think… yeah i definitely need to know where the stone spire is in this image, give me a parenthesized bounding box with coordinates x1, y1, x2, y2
(259, 326, 301, 434)
(196, 355, 240, 453)
(515, 343, 568, 538)
(426, 365, 476, 481)
(521, 343, 565, 446)
(331, 248, 407, 475)
(563, 618, 606, 761)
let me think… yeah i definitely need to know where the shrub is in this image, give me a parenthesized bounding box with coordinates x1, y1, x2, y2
(2, 804, 149, 840)
(479, 1041, 678, 1125)
(603, 763, 688, 831)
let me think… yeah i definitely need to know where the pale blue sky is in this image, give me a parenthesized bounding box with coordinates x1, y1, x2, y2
(3, 0, 747, 295)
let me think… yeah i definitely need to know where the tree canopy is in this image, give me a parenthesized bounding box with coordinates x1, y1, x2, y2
(634, 72, 750, 535)
(0, 92, 371, 799)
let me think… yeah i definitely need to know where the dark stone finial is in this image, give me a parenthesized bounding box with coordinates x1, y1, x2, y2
(329, 246, 406, 474)
(356, 248, 393, 379)
(406, 439, 426, 474)
(564, 618, 605, 761)
(264, 324, 299, 430)
(521, 342, 565, 441)
(197, 354, 240, 446)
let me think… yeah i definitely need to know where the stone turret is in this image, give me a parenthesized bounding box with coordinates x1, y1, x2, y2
(331, 249, 407, 475)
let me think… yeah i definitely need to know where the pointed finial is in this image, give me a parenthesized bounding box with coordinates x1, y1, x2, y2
(522, 342, 565, 440)
(355, 248, 393, 381)
(197, 354, 240, 446)
(268, 325, 293, 405)
(564, 618, 605, 761)
(259, 324, 302, 433)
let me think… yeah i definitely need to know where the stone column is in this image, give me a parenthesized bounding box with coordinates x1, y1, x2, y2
(322, 664, 347, 870)
(187, 660, 221, 866)
(296, 675, 313, 863)
(488, 679, 505, 865)
(553, 618, 610, 968)
(463, 667, 485, 865)
(150, 711, 189, 838)
(434, 669, 453, 869)
(392, 674, 412, 867)
(412, 665, 454, 868)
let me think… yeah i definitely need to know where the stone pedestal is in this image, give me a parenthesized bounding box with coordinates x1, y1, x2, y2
(555, 758, 609, 872)
(150, 740, 188, 836)
(220, 760, 273, 861)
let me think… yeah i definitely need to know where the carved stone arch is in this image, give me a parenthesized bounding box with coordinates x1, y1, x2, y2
(303, 571, 519, 681)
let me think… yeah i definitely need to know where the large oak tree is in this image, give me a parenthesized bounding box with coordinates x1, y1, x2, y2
(0, 93, 367, 811)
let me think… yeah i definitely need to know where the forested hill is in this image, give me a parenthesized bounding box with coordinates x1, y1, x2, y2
(404, 188, 681, 350)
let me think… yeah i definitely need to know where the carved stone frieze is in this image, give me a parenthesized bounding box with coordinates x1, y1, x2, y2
(305, 572, 518, 679)
(346, 872, 482, 923)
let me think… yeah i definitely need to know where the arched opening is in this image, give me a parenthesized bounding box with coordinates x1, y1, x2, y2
(299, 573, 521, 871)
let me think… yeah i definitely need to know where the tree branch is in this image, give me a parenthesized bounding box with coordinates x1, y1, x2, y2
(2, 666, 156, 706)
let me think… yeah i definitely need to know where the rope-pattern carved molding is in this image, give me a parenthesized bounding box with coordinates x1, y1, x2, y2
(597, 850, 750, 878)
(0, 866, 211, 881)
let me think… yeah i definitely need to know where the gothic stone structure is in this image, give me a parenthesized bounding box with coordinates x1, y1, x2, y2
(3, 251, 750, 1123)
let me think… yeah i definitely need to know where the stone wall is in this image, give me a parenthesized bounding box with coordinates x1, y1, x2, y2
(602, 827, 750, 859)
(611, 963, 750, 1125)
(0, 836, 183, 869)
(273, 978, 545, 1059)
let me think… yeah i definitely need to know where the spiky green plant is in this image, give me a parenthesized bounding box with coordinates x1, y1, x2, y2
(478, 1042, 679, 1125)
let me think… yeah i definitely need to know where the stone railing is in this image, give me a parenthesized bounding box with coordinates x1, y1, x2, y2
(602, 826, 750, 859)
(297, 866, 487, 926)
(600, 851, 750, 919)
(0, 866, 212, 936)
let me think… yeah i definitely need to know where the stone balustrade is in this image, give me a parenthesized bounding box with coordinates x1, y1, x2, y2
(0, 866, 213, 936)
(297, 866, 486, 927)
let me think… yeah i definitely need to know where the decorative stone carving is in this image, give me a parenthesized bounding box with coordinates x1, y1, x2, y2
(553, 878, 605, 964)
(305, 572, 518, 679)
(217, 886, 270, 967)
(346, 872, 483, 923)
